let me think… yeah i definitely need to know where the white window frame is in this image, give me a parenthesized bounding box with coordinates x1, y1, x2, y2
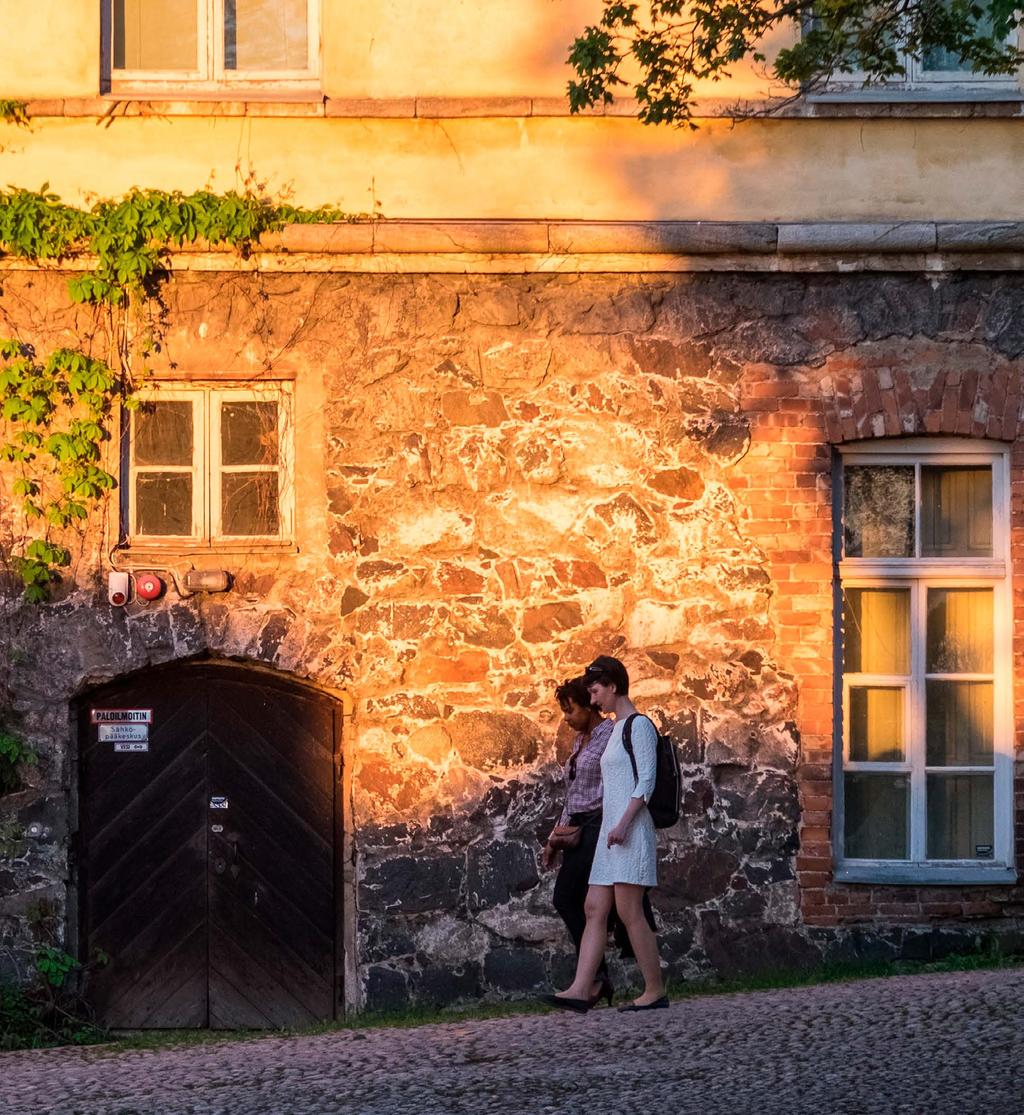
(127, 382, 294, 548)
(834, 438, 1016, 884)
(102, 0, 321, 93)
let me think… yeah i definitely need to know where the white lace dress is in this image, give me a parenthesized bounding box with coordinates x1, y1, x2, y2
(588, 715, 658, 887)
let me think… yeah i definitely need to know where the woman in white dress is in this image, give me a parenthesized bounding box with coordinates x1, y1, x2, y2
(543, 655, 667, 1012)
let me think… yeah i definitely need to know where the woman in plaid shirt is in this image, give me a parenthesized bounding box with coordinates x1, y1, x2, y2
(542, 675, 653, 1007)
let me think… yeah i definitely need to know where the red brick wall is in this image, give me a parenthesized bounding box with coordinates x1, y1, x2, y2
(737, 342, 1024, 928)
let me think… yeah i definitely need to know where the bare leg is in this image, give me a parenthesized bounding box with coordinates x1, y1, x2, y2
(558, 885, 613, 999)
(613, 883, 664, 1004)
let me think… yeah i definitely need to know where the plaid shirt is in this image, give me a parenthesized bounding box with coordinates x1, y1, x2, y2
(558, 718, 614, 825)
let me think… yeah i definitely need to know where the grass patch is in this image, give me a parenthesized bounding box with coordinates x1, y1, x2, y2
(13, 944, 1022, 1054)
(109, 944, 1023, 1053)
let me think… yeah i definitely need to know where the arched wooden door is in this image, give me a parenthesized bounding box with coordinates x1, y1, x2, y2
(76, 660, 342, 1029)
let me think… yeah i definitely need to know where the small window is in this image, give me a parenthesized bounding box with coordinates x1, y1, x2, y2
(127, 384, 293, 546)
(816, 6, 1020, 98)
(105, 0, 319, 90)
(835, 440, 1014, 884)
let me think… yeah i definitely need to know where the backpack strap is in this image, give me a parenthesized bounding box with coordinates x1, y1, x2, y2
(621, 713, 641, 786)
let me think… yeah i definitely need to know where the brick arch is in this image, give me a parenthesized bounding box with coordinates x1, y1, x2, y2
(818, 343, 1023, 444)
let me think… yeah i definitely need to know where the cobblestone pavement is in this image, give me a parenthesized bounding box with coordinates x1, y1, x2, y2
(3, 968, 1023, 1115)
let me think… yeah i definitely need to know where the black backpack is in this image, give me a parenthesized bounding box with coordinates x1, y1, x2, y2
(622, 713, 681, 829)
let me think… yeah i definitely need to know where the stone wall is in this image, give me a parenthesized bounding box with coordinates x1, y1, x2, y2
(2, 265, 1024, 1006)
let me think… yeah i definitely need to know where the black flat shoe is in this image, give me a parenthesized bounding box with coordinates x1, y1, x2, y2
(539, 993, 592, 1014)
(617, 995, 670, 1012)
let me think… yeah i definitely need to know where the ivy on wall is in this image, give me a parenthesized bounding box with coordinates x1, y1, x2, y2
(0, 186, 351, 599)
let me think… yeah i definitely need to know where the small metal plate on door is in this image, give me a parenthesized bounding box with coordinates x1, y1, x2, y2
(211, 824, 224, 834)
(209, 796, 229, 810)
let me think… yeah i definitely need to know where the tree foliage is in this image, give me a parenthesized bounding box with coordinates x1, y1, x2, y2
(568, 1, 1024, 126)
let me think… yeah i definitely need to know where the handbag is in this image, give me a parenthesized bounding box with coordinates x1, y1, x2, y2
(547, 824, 582, 850)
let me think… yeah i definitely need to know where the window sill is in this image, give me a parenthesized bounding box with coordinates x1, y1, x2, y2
(836, 864, 1017, 885)
(119, 541, 299, 559)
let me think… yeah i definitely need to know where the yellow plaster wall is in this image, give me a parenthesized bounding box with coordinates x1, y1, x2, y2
(5, 0, 790, 103)
(3, 1, 99, 97)
(0, 113, 1019, 222)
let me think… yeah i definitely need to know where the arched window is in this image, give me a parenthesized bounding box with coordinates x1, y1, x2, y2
(835, 438, 1015, 883)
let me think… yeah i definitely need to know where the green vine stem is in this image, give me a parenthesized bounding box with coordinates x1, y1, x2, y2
(0, 186, 352, 599)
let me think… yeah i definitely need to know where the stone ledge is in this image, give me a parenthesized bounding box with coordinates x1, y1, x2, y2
(15, 93, 1024, 121)
(8, 221, 1024, 272)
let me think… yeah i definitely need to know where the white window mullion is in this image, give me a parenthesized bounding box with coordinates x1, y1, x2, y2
(208, 0, 223, 82)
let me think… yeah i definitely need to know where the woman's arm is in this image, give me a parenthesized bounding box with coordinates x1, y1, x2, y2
(607, 795, 648, 846)
(607, 717, 658, 846)
(628, 716, 658, 803)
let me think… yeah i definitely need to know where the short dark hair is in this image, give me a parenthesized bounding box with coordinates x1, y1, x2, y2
(555, 676, 596, 710)
(584, 655, 630, 696)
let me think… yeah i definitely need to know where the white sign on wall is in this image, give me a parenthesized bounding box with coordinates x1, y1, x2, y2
(99, 724, 150, 742)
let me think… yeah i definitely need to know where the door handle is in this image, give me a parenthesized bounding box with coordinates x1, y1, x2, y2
(211, 857, 227, 875)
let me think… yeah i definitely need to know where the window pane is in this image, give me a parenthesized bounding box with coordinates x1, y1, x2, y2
(927, 775, 994, 859)
(136, 473, 193, 535)
(222, 401, 279, 465)
(843, 466, 914, 557)
(926, 588, 993, 673)
(112, 0, 198, 70)
(921, 466, 992, 557)
(225, 0, 308, 71)
(926, 681, 993, 766)
(134, 402, 193, 466)
(844, 588, 910, 674)
(844, 773, 909, 859)
(849, 686, 904, 761)
(222, 472, 279, 535)
(922, 7, 998, 73)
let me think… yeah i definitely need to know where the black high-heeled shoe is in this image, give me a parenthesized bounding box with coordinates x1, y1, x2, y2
(589, 977, 614, 1007)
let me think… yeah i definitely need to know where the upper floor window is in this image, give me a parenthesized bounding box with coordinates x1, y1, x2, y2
(820, 11, 1020, 97)
(125, 384, 293, 548)
(105, 1, 319, 90)
(835, 439, 1015, 884)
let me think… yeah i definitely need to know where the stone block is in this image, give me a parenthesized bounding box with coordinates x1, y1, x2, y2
(360, 854, 462, 914)
(373, 220, 548, 253)
(364, 964, 409, 1010)
(440, 389, 509, 427)
(411, 962, 482, 1007)
(522, 601, 584, 643)
(699, 912, 821, 977)
(549, 221, 777, 254)
(447, 712, 542, 770)
(405, 724, 453, 765)
(415, 96, 532, 118)
(936, 222, 1024, 251)
(244, 99, 324, 117)
(22, 99, 64, 117)
(484, 946, 547, 990)
(647, 466, 705, 501)
(468, 840, 540, 909)
(275, 223, 375, 254)
(325, 97, 416, 118)
(778, 222, 936, 253)
(659, 848, 739, 908)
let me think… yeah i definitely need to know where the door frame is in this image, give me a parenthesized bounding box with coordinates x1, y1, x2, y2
(70, 655, 355, 1023)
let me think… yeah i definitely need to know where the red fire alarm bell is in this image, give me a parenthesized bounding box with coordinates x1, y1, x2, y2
(134, 572, 164, 601)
